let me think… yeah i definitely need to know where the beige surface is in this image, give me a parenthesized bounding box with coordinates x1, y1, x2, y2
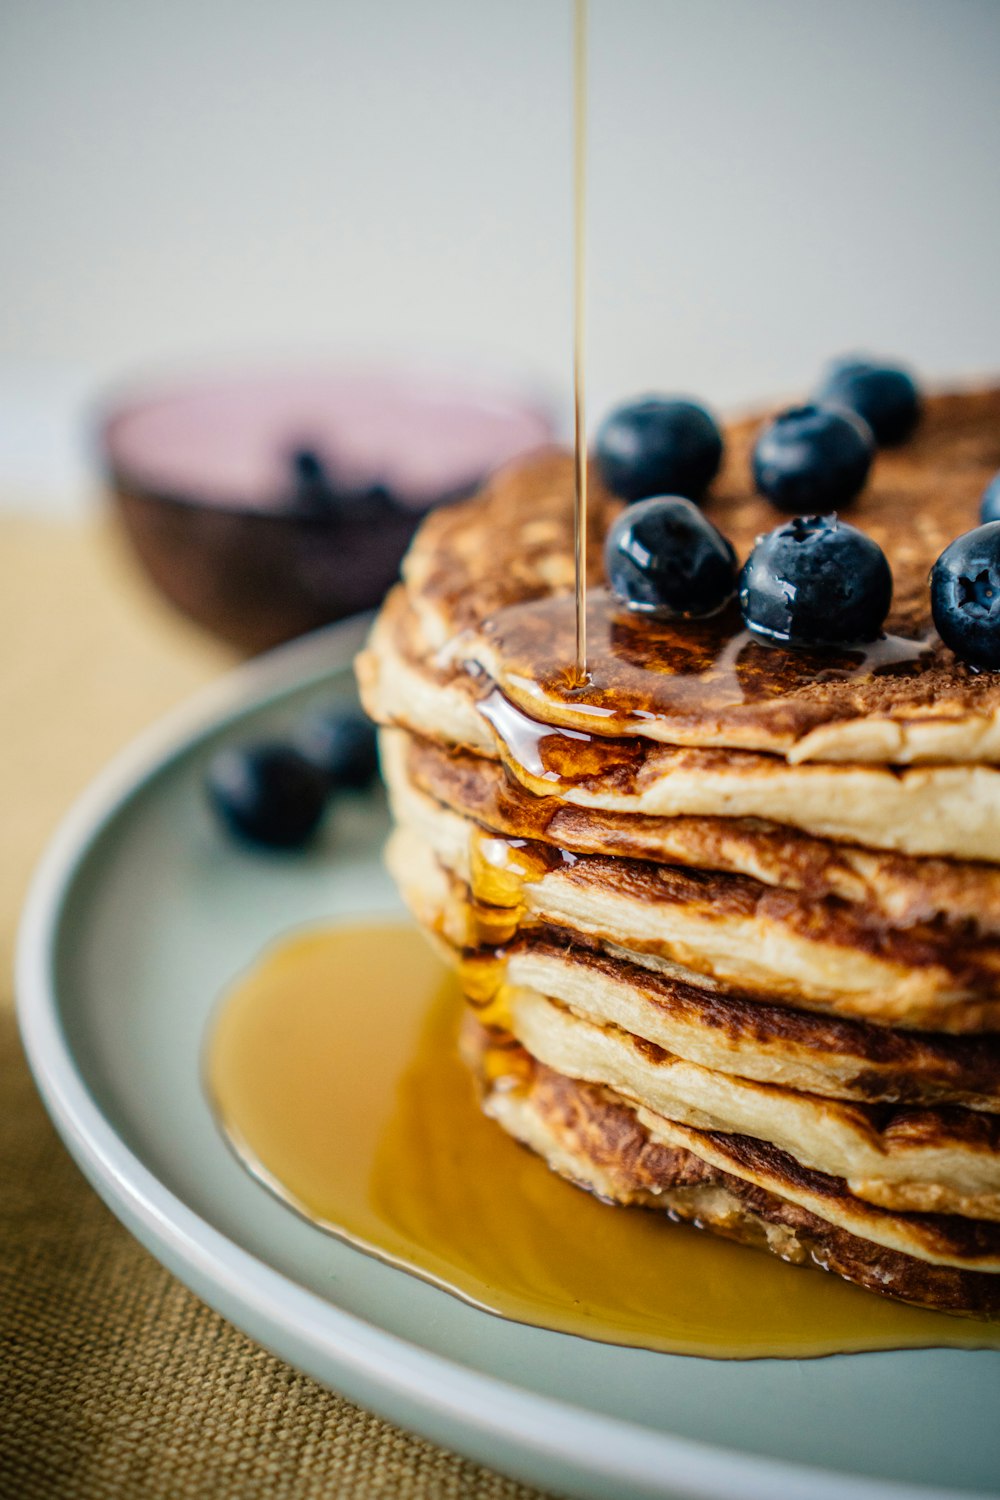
(0, 515, 548, 1500)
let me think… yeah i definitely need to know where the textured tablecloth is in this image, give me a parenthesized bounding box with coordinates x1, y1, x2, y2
(0, 514, 549, 1500)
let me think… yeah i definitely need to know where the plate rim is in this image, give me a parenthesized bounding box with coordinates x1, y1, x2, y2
(13, 614, 980, 1500)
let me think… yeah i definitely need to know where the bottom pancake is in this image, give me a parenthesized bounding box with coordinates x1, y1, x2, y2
(463, 1021, 1000, 1318)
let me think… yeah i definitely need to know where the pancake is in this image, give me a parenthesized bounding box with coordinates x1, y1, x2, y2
(382, 746, 1000, 1029)
(398, 387, 1000, 765)
(384, 823, 1000, 1217)
(503, 984, 1000, 1221)
(389, 831, 1000, 1111)
(363, 587, 1000, 861)
(398, 729, 1000, 932)
(465, 1023, 1000, 1315)
(469, 932, 1000, 1112)
(364, 582, 1000, 858)
(477, 681, 1000, 863)
(361, 381, 1000, 1315)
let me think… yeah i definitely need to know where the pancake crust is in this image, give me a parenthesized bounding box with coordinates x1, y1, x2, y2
(503, 937, 1000, 1111)
(399, 388, 1000, 764)
(399, 730, 1000, 933)
(387, 828, 1000, 1109)
(465, 1023, 1000, 1315)
(383, 745, 1000, 1028)
(364, 592, 1000, 861)
(505, 986, 1000, 1222)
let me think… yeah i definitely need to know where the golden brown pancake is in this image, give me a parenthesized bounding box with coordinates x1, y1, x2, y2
(354, 390, 1000, 859)
(397, 729, 1000, 932)
(388, 829, 1000, 1111)
(465, 1023, 1000, 1316)
(465, 929, 1000, 1112)
(502, 984, 1000, 1221)
(360, 382, 1000, 1316)
(382, 748, 1000, 1029)
(362, 608, 1000, 860)
(383, 822, 1000, 1218)
(398, 387, 1000, 764)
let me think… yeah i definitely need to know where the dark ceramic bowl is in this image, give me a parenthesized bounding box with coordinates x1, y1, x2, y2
(101, 366, 554, 653)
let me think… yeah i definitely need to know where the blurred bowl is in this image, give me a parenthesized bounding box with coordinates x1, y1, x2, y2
(100, 365, 555, 653)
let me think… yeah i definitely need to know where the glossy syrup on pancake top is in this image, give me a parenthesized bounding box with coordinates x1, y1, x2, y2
(479, 591, 933, 764)
(402, 390, 1000, 760)
(206, 920, 1000, 1358)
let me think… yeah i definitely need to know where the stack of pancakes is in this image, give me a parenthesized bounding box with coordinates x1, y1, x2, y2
(357, 386, 1000, 1317)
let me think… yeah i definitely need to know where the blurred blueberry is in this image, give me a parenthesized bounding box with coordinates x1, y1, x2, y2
(753, 405, 874, 511)
(595, 396, 723, 503)
(206, 742, 328, 849)
(296, 706, 379, 791)
(815, 357, 921, 446)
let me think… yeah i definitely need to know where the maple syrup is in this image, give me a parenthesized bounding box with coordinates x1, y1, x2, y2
(206, 920, 1000, 1359)
(572, 0, 590, 686)
(459, 826, 568, 1025)
(479, 682, 643, 786)
(474, 590, 934, 748)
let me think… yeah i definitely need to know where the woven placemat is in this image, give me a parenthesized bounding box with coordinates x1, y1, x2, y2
(0, 513, 550, 1500)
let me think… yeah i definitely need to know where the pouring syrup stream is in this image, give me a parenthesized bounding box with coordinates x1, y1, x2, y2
(572, 0, 589, 686)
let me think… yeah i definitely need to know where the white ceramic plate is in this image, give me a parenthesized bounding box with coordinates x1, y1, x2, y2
(17, 618, 1000, 1500)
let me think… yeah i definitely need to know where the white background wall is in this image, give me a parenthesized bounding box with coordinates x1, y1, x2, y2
(2, 0, 999, 501)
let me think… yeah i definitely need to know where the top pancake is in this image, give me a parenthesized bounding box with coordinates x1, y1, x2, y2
(403, 386, 1000, 765)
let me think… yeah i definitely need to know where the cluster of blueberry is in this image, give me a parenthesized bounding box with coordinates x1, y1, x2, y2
(599, 358, 1000, 668)
(206, 706, 378, 850)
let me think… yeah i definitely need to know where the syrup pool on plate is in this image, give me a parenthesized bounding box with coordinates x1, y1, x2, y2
(205, 919, 1000, 1361)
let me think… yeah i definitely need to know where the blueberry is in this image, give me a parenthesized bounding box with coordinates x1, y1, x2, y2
(287, 445, 341, 517)
(739, 514, 892, 647)
(595, 396, 723, 503)
(752, 405, 874, 512)
(980, 473, 1000, 524)
(206, 742, 328, 848)
(930, 523, 1000, 670)
(605, 495, 737, 619)
(296, 706, 379, 790)
(815, 356, 922, 446)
